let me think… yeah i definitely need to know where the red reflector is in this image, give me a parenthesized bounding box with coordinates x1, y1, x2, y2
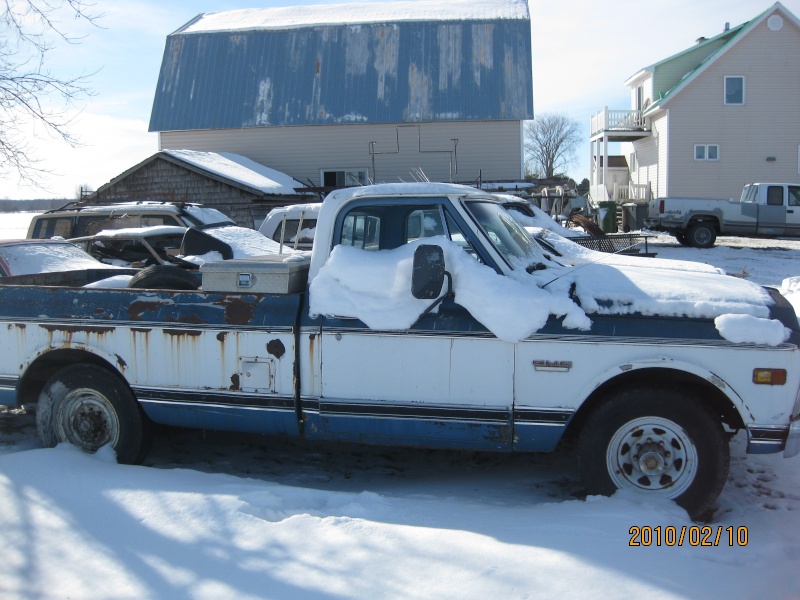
(752, 369, 787, 385)
(659, 199, 665, 213)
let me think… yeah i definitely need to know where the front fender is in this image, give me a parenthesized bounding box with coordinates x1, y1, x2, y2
(571, 355, 753, 424)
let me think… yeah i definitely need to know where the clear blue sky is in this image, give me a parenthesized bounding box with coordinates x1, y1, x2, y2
(1, 0, 793, 199)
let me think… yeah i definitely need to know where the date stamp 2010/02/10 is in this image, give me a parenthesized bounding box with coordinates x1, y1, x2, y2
(629, 526, 748, 547)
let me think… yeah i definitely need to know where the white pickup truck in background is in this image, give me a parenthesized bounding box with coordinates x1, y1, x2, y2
(646, 182, 800, 247)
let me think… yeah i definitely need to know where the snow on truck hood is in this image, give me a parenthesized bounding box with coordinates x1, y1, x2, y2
(310, 237, 788, 345)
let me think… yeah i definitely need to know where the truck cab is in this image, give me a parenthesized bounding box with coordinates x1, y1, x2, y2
(740, 183, 800, 236)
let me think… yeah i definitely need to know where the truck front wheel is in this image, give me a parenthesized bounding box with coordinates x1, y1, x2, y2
(577, 386, 729, 520)
(36, 364, 153, 464)
(686, 222, 716, 248)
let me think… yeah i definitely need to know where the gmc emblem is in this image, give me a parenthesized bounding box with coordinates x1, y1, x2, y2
(532, 360, 573, 372)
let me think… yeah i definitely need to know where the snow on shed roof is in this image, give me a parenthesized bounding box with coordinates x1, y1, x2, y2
(179, 0, 530, 33)
(164, 150, 309, 196)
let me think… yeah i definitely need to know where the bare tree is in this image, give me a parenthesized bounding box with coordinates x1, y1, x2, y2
(523, 113, 582, 179)
(1, 1, 101, 186)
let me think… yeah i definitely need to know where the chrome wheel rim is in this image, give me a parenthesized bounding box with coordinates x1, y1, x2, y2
(606, 417, 698, 498)
(55, 388, 120, 452)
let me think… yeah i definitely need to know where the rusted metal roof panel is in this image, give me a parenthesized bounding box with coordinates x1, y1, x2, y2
(149, 17, 532, 132)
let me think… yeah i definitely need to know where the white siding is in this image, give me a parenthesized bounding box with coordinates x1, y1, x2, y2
(629, 112, 668, 198)
(665, 11, 800, 199)
(160, 121, 523, 186)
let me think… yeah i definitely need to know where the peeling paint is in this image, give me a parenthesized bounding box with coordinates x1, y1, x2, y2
(39, 324, 115, 335)
(163, 329, 202, 337)
(254, 78, 273, 126)
(471, 23, 494, 85)
(230, 373, 240, 391)
(373, 25, 399, 101)
(405, 63, 431, 121)
(219, 296, 257, 326)
(437, 25, 462, 91)
(129, 300, 171, 321)
(216, 332, 227, 342)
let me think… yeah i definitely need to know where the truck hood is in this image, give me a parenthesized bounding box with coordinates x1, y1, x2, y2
(531, 262, 773, 320)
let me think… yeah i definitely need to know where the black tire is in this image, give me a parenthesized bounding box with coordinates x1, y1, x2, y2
(36, 364, 153, 464)
(577, 386, 729, 520)
(127, 265, 200, 290)
(686, 222, 716, 248)
(674, 232, 690, 246)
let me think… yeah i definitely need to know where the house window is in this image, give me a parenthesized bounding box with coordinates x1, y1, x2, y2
(321, 169, 368, 187)
(694, 144, 719, 161)
(724, 76, 745, 105)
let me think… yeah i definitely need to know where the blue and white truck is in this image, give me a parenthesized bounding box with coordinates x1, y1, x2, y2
(1, 183, 798, 519)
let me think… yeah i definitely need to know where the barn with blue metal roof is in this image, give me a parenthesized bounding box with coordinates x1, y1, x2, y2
(149, 0, 533, 188)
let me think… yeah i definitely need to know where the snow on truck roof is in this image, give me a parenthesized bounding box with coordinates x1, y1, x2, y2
(179, 0, 530, 33)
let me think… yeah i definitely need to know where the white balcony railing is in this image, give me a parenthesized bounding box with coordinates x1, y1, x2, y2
(590, 108, 646, 137)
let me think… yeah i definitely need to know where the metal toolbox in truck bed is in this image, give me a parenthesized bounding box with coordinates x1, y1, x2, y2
(200, 254, 310, 294)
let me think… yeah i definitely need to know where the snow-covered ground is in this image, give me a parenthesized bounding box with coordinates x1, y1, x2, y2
(1, 211, 799, 599)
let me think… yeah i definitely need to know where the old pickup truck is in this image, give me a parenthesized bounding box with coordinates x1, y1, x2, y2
(646, 182, 800, 248)
(1, 182, 798, 519)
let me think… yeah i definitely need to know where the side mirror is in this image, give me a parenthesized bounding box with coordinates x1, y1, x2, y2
(411, 244, 446, 299)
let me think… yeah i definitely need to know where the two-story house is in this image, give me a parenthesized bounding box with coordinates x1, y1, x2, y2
(589, 2, 800, 205)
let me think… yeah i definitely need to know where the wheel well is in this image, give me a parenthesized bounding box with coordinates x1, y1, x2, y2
(688, 217, 720, 232)
(561, 367, 744, 446)
(18, 349, 123, 407)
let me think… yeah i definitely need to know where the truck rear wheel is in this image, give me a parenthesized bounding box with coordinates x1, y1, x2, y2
(577, 386, 729, 520)
(686, 222, 716, 248)
(674, 232, 690, 246)
(36, 364, 152, 464)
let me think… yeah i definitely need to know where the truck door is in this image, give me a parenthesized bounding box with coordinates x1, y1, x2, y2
(310, 200, 514, 451)
(787, 186, 800, 235)
(757, 185, 788, 235)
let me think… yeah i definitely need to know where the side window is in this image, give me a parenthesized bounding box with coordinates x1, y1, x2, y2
(337, 202, 482, 261)
(406, 208, 444, 242)
(767, 186, 784, 206)
(789, 187, 800, 207)
(724, 76, 745, 105)
(141, 215, 180, 227)
(694, 144, 719, 161)
(322, 169, 368, 187)
(271, 219, 317, 243)
(444, 212, 481, 261)
(32, 217, 73, 239)
(341, 213, 381, 250)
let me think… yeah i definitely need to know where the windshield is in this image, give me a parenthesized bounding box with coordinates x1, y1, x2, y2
(0, 242, 106, 276)
(183, 206, 236, 226)
(462, 201, 545, 269)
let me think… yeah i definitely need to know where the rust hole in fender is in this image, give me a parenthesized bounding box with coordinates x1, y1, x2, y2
(230, 373, 240, 391)
(267, 339, 286, 359)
